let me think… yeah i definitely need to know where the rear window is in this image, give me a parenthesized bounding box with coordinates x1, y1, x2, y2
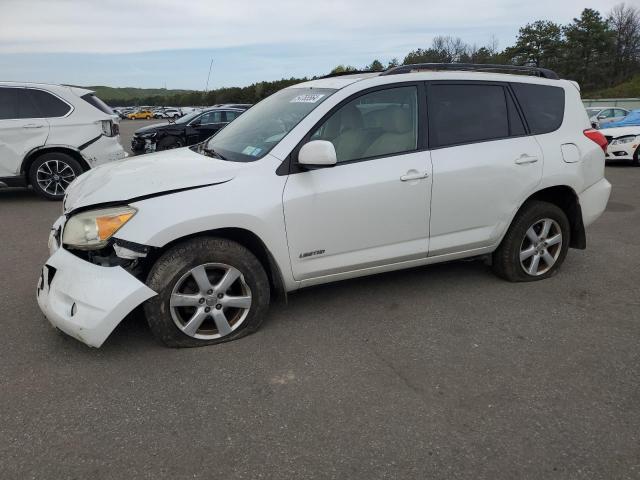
(430, 84, 509, 147)
(81, 93, 114, 115)
(511, 83, 565, 134)
(26, 89, 72, 117)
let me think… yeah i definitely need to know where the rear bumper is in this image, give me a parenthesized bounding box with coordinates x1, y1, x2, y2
(579, 178, 612, 227)
(83, 136, 127, 168)
(36, 242, 156, 348)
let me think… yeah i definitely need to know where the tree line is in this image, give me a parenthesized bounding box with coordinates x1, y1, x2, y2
(104, 3, 640, 106)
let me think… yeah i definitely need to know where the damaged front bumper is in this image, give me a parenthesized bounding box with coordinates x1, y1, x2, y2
(36, 220, 156, 347)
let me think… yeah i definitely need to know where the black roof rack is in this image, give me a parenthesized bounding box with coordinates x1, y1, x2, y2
(321, 69, 380, 79)
(380, 63, 559, 80)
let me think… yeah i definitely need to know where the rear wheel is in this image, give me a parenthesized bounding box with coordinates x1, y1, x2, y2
(144, 237, 270, 348)
(28, 152, 83, 201)
(492, 201, 570, 282)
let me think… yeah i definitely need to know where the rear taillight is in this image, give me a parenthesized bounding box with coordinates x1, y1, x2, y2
(584, 129, 608, 153)
(100, 120, 119, 137)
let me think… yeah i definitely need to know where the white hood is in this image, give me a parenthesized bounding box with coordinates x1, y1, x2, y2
(600, 126, 640, 138)
(65, 147, 242, 212)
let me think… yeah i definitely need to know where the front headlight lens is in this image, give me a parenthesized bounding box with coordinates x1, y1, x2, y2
(62, 206, 136, 250)
(611, 135, 639, 145)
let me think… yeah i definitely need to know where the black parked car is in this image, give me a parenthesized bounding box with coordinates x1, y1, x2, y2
(131, 106, 248, 154)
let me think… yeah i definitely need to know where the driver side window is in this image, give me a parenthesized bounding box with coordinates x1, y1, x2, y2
(199, 111, 223, 125)
(311, 86, 418, 163)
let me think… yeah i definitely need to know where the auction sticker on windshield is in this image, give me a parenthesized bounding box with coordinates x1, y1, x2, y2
(290, 94, 325, 103)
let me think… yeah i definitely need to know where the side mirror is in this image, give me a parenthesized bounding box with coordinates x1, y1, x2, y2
(298, 140, 337, 168)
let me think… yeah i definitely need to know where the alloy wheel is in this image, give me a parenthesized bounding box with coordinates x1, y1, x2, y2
(519, 218, 563, 276)
(35, 160, 77, 197)
(169, 263, 252, 340)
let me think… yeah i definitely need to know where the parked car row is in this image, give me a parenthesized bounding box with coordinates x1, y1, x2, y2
(131, 105, 251, 154)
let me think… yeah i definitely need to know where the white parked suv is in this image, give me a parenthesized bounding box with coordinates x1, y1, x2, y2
(36, 64, 611, 348)
(0, 82, 125, 200)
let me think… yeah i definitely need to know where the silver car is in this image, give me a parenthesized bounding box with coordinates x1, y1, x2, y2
(586, 107, 629, 129)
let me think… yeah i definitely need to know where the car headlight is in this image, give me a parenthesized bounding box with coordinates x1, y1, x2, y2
(611, 135, 639, 145)
(62, 206, 137, 250)
(138, 132, 157, 139)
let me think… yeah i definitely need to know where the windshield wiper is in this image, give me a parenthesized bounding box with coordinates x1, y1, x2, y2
(201, 145, 227, 160)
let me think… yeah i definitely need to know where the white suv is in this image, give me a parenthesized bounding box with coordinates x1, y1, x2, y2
(0, 82, 125, 200)
(36, 64, 611, 348)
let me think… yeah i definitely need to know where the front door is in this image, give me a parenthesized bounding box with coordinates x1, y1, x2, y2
(283, 85, 432, 281)
(188, 110, 226, 144)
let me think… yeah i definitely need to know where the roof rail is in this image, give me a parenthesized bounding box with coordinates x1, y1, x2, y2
(380, 63, 560, 80)
(321, 69, 380, 79)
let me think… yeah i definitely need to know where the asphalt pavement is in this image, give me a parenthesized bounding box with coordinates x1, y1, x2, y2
(1, 136, 639, 479)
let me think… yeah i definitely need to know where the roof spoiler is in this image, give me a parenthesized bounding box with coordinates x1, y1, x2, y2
(380, 63, 560, 80)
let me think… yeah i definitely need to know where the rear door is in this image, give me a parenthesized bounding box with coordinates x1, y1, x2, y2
(0, 87, 49, 177)
(427, 81, 543, 256)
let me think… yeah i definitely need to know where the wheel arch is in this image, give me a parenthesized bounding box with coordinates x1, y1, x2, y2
(518, 185, 586, 249)
(21, 146, 90, 183)
(150, 228, 288, 302)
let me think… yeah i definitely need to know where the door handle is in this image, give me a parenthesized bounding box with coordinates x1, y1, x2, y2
(515, 154, 538, 165)
(22, 124, 44, 129)
(400, 171, 429, 182)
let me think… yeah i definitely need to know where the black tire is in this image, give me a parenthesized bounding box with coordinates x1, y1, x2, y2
(632, 146, 640, 166)
(492, 201, 570, 282)
(144, 237, 270, 348)
(156, 136, 184, 151)
(28, 152, 84, 201)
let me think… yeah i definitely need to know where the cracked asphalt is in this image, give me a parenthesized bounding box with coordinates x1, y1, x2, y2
(1, 134, 639, 479)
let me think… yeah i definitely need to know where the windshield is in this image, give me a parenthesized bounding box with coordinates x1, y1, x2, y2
(174, 110, 202, 124)
(203, 88, 335, 161)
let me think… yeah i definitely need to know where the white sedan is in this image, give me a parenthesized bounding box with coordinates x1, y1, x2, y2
(602, 127, 640, 165)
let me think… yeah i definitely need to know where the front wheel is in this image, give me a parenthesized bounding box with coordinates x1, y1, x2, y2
(144, 237, 270, 347)
(156, 136, 184, 151)
(492, 201, 570, 282)
(28, 152, 83, 201)
(632, 146, 640, 166)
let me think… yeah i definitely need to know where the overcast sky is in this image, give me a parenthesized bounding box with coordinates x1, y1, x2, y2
(0, 0, 624, 89)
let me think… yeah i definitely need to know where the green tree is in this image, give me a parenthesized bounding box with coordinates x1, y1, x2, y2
(504, 20, 564, 69)
(330, 65, 358, 74)
(563, 8, 614, 90)
(367, 59, 384, 71)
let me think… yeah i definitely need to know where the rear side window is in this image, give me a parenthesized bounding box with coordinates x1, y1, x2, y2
(26, 89, 72, 117)
(81, 93, 114, 115)
(0, 88, 21, 119)
(511, 83, 565, 134)
(430, 84, 508, 147)
(225, 111, 241, 122)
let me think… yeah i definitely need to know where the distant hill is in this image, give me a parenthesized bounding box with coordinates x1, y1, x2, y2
(84, 86, 193, 104)
(585, 75, 640, 99)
